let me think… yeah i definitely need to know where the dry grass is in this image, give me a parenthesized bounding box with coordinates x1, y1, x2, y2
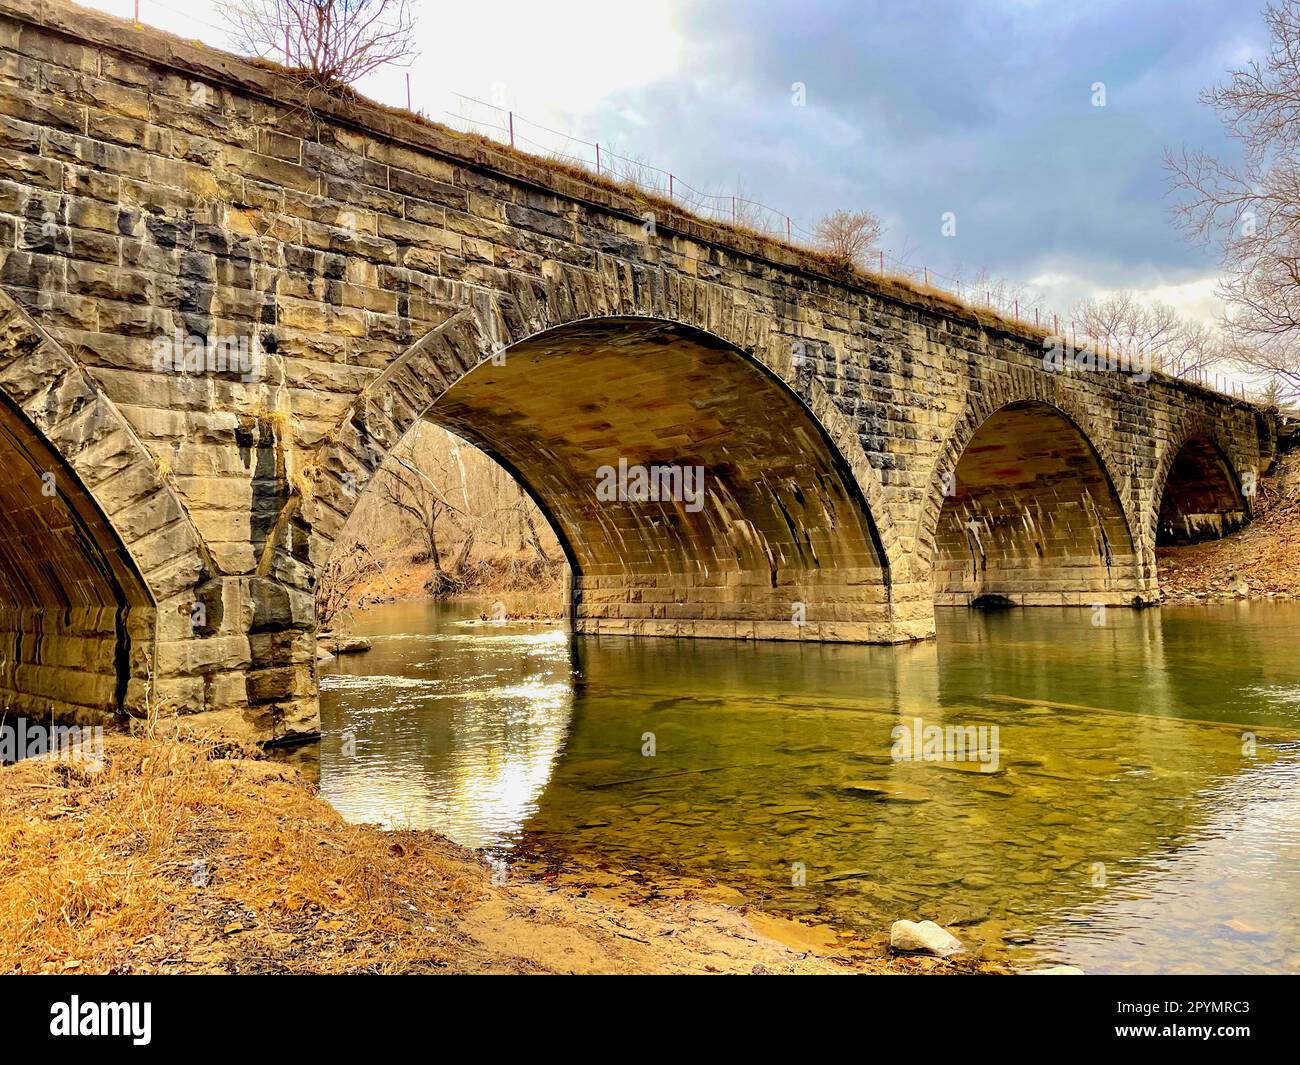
(343, 552, 564, 613)
(0, 734, 480, 973)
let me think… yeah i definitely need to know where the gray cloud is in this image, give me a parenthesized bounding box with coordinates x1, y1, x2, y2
(584, 0, 1268, 300)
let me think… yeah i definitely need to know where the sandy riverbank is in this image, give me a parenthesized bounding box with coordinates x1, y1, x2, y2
(0, 734, 1006, 975)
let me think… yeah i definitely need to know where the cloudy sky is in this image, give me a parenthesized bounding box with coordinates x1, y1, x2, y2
(88, 0, 1268, 325)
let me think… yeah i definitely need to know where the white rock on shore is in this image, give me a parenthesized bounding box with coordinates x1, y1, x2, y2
(890, 919, 963, 957)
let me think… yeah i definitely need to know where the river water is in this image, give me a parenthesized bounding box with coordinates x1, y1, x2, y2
(306, 599, 1300, 974)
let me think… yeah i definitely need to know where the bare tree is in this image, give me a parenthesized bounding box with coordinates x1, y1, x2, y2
(1166, 0, 1300, 400)
(220, 0, 417, 88)
(813, 209, 883, 270)
(1259, 374, 1289, 407)
(336, 423, 564, 601)
(513, 482, 552, 565)
(379, 447, 465, 592)
(1070, 290, 1221, 379)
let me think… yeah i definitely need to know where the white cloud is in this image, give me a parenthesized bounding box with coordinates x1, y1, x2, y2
(1029, 270, 1225, 327)
(88, 0, 683, 132)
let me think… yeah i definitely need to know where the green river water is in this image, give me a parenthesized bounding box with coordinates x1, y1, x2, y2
(303, 599, 1300, 974)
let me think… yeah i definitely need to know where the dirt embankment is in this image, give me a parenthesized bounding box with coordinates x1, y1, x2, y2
(1158, 450, 1300, 602)
(0, 735, 1004, 975)
(344, 553, 564, 614)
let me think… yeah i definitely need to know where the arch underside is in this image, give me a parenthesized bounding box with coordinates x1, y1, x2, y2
(0, 393, 153, 725)
(933, 401, 1143, 607)
(1157, 438, 1247, 545)
(425, 318, 891, 641)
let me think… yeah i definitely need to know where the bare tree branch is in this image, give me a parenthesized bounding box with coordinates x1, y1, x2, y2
(1166, 0, 1300, 401)
(219, 0, 417, 89)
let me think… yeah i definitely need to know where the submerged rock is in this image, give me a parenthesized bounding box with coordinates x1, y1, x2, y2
(1220, 917, 1270, 939)
(823, 868, 875, 883)
(840, 780, 931, 803)
(890, 919, 963, 957)
(941, 904, 990, 927)
(930, 759, 1004, 777)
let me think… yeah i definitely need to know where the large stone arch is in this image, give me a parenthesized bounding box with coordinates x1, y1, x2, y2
(0, 290, 213, 725)
(915, 376, 1152, 607)
(915, 374, 1144, 560)
(288, 282, 916, 644)
(1151, 421, 1253, 547)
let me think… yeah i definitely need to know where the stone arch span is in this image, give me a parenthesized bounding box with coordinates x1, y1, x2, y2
(0, 292, 213, 727)
(306, 315, 907, 642)
(924, 399, 1147, 607)
(1154, 433, 1250, 546)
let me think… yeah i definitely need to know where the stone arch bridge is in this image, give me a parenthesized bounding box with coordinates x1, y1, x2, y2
(0, 1, 1276, 741)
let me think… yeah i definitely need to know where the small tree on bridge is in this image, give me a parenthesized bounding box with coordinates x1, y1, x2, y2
(813, 209, 882, 272)
(220, 0, 417, 88)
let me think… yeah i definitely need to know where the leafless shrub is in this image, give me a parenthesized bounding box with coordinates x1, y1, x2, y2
(220, 0, 417, 88)
(813, 209, 883, 270)
(729, 181, 771, 232)
(957, 267, 1035, 314)
(615, 152, 669, 198)
(316, 542, 383, 628)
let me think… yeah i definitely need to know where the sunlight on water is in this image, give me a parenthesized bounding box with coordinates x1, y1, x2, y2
(311, 599, 1300, 973)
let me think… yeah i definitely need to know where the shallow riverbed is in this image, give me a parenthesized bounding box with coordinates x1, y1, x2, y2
(304, 599, 1300, 974)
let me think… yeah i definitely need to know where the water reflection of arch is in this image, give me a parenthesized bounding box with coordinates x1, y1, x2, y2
(934, 607, 1155, 705)
(320, 627, 575, 849)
